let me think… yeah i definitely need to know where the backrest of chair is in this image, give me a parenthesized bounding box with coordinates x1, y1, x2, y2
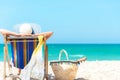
(8, 37, 38, 69)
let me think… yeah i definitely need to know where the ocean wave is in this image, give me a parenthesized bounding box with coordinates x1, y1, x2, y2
(69, 54, 85, 57)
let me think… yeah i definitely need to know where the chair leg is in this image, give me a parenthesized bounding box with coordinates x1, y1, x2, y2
(6, 46, 11, 72)
(4, 47, 7, 80)
(44, 45, 48, 80)
(46, 46, 48, 80)
(4, 44, 12, 80)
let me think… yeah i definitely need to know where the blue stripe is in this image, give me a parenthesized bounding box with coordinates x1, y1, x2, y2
(17, 42, 24, 69)
(27, 41, 33, 63)
(10, 42, 15, 66)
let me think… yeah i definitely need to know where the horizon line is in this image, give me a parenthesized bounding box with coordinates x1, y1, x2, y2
(1, 41, 120, 44)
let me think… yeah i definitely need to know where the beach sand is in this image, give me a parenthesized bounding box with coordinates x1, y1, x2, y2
(0, 61, 120, 80)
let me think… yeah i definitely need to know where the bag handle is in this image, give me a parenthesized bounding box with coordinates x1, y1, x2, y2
(58, 49, 69, 61)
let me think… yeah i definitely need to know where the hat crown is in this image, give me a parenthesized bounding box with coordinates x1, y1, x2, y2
(19, 23, 32, 34)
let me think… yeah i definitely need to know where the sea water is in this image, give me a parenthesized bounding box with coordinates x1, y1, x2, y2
(0, 44, 120, 61)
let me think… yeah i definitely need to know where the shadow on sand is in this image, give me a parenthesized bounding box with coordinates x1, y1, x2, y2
(74, 78, 88, 80)
(48, 74, 55, 80)
(48, 74, 88, 80)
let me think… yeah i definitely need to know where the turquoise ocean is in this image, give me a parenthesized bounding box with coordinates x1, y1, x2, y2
(0, 44, 120, 61)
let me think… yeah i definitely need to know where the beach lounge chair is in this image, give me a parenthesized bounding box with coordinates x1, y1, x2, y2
(2, 34, 49, 80)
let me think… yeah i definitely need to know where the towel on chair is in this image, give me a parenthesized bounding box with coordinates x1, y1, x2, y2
(19, 36, 44, 80)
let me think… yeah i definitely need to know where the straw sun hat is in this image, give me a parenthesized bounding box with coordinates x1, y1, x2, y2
(14, 23, 41, 34)
(19, 23, 32, 34)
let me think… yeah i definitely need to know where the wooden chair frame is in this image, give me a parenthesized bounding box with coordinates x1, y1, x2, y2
(3, 34, 48, 80)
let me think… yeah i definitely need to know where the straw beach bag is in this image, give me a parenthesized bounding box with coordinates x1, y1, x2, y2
(50, 49, 80, 80)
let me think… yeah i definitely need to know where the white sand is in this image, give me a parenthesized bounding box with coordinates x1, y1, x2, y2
(75, 61, 120, 80)
(1, 61, 120, 80)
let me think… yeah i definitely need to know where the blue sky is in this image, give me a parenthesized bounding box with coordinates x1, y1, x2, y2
(0, 0, 120, 43)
